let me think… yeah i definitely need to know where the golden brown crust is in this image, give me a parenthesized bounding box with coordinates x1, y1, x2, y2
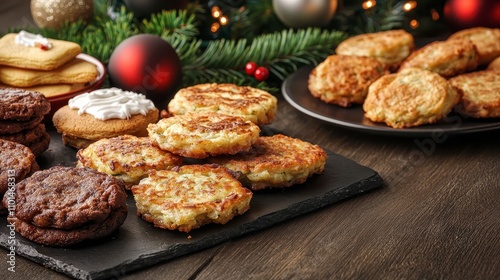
(335, 29, 415, 71)
(52, 105, 159, 149)
(132, 164, 253, 233)
(487, 56, 500, 71)
(399, 39, 479, 78)
(448, 27, 500, 65)
(77, 135, 183, 188)
(363, 68, 460, 128)
(308, 55, 389, 107)
(208, 134, 327, 191)
(449, 70, 500, 118)
(0, 58, 98, 87)
(168, 83, 278, 126)
(148, 111, 260, 159)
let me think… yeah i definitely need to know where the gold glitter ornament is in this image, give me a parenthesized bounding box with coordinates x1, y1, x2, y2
(31, 0, 93, 29)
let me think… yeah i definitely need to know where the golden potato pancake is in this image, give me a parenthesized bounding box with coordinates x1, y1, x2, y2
(363, 68, 460, 128)
(208, 134, 327, 191)
(399, 39, 479, 78)
(148, 111, 260, 159)
(167, 83, 278, 126)
(308, 55, 389, 107)
(335, 29, 414, 71)
(449, 70, 500, 118)
(131, 164, 253, 233)
(76, 135, 183, 189)
(448, 27, 500, 65)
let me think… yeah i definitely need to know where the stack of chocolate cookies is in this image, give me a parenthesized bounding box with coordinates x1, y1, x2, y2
(0, 88, 51, 157)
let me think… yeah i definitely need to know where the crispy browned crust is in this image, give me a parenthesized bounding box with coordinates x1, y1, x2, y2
(8, 166, 128, 230)
(168, 83, 278, 126)
(0, 139, 37, 196)
(77, 135, 183, 188)
(399, 39, 479, 78)
(448, 27, 500, 65)
(0, 88, 51, 121)
(52, 105, 159, 148)
(132, 164, 253, 233)
(0, 123, 46, 144)
(487, 56, 500, 71)
(449, 70, 500, 118)
(335, 29, 415, 71)
(363, 68, 460, 128)
(148, 111, 260, 159)
(308, 55, 389, 107)
(208, 134, 327, 191)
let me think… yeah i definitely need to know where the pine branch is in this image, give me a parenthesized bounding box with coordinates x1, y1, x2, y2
(141, 10, 199, 40)
(181, 28, 346, 90)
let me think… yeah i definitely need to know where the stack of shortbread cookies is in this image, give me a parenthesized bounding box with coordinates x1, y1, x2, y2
(0, 31, 98, 97)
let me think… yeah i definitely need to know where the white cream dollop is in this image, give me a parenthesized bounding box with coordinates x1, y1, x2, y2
(14, 30, 52, 49)
(68, 88, 156, 120)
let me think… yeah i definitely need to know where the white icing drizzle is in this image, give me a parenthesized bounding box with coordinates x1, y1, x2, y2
(14, 30, 52, 49)
(68, 88, 156, 120)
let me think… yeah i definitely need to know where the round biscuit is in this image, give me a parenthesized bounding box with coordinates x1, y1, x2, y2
(167, 83, 278, 126)
(131, 164, 253, 233)
(335, 29, 414, 70)
(77, 135, 184, 188)
(208, 134, 327, 191)
(363, 68, 460, 128)
(399, 39, 479, 78)
(308, 55, 389, 107)
(449, 70, 500, 118)
(52, 105, 159, 149)
(148, 111, 261, 159)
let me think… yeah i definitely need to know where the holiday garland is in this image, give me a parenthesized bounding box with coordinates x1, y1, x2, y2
(5, 0, 408, 91)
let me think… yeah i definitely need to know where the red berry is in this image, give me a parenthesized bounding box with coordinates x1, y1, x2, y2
(254, 66, 269, 81)
(245, 62, 258, 76)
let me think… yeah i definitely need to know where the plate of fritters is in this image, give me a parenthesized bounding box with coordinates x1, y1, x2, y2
(283, 28, 500, 137)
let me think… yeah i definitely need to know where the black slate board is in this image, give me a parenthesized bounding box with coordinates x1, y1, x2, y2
(0, 126, 383, 279)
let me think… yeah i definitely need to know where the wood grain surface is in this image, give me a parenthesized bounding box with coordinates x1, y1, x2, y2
(1, 4, 499, 279)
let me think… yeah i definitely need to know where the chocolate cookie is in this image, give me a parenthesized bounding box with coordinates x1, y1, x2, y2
(26, 131, 50, 157)
(0, 88, 50, 121)
(0, 115, 45, 134)
(0, 139, 38, 197)
(0, 123, 46, 145)
(3, 166, 128, 246)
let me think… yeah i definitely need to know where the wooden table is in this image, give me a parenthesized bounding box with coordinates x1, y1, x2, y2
(1, 3, 499, 279)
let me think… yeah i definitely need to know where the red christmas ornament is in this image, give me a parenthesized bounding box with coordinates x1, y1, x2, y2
(443, 0, 500, 30)
(245, 61, 258, 76)
(107, 34, 182, 110)
(254, 66, 269, 81)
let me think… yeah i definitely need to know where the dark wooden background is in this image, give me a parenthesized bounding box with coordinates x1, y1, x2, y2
(1, 2, 499, 279)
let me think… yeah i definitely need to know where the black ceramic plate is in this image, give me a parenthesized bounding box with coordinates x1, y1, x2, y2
(0, 126, 383, 280)
(282, 66, 500, 137)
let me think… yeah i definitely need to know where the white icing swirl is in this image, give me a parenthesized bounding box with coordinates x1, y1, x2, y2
(14, 30, 52, 49)
(68, 88, 156, 120)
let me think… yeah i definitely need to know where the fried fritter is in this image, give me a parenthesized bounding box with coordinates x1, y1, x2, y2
(132, 164, 252, 233)
(208, 134, 327, 191)
(363, 68, 460, 128)
(168, 83, 278, 126)
(148, 111, 260, 159)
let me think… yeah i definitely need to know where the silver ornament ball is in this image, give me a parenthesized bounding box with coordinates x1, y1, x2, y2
(273, 0, 338, 28)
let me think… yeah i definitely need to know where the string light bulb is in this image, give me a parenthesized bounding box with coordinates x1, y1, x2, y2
(410, 19, 419, 29)
(211, 22, 220, 33)
(362, 0, 376, 10)
(219, 16, 228, 26)
(403, 1, 417, 12)
(211, 6, 221, 18)
(431, 9, 440, 21)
